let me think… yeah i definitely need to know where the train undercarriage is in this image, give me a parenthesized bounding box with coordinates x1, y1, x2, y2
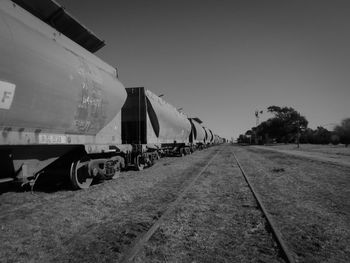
(0, 142, 201, 190)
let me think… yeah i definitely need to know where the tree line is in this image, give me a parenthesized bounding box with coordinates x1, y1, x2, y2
(237, 106, 350, 147)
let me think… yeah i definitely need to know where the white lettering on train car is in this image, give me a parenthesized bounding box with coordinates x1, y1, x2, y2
(0, 80, 15, 109)
(39, 134, 67, 144)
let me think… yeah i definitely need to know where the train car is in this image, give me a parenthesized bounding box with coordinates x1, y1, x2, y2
(0, 0, 218, 191)
(188, 117, 206, 149)
(208, 129, 215, 144)
(213, 134, 225, 145)
(203, 126, 214, 146)
(0, 0, 128, 189)
(213, 134, 219, 144)
(121, 87, 192, 163)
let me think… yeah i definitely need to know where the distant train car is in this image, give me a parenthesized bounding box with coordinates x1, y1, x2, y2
(188, 118, 206, 149)
(214, 135, 221, 144)
(213, 134, 225, 145)
(121, 87, 192, 162)
(203, 126, 214, 146)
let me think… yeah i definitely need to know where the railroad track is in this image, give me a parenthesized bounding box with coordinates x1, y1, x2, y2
(232, 150, 296, 263)
(119, 146, 296, 262)
(1, 146, 298, 262)
(119, 149, 222, 262)
(232, 146, 350, 263)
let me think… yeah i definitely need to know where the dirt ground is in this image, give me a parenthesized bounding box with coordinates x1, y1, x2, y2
(1, 144, 349, 262)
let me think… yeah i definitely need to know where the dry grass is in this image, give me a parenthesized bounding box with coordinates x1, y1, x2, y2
(0, 148, 215, 262)
(136, 147, 283, 263)
(253, 144, 350, 168)
(235, 146, 350, 263)
(2, 144, 346, 262)
(262, 144, 350, 159)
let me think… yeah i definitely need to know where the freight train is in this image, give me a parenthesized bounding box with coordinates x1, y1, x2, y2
(0, 0, 225, 190)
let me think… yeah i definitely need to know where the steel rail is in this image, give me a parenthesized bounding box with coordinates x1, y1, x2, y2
(232, 150, 295, 263)
(119, 148, 222, 263)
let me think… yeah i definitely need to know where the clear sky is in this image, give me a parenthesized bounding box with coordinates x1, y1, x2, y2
(57, 0, 350, 140)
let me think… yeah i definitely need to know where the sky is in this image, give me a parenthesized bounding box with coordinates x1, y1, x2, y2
(56, 0, 350, 140)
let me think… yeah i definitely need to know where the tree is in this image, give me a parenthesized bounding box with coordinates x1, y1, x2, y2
(241, 106, 308, 145)
(262, 106, 308, 143)
(334, 118, 350, 147)
(245, 130, 253, 136)
(312, 127, 331, 144)
(330, 134, 340, 145)
(237, 134, 250, 144)
(299, 128, 313, 143)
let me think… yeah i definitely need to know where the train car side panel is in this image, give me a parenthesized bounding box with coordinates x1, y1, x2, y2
(0, 1, 127, 142)
(145, 90, 191, 144)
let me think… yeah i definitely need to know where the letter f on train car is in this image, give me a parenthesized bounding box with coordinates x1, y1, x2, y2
(0, 80, 15, 109)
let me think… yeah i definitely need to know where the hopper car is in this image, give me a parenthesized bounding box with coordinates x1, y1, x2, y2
(189, 118, 206, 149)
(189, 118, 216, 149)
(0, 0, 223, 190)
(203, 126, 214, 146)
(122, 87, 193, 159)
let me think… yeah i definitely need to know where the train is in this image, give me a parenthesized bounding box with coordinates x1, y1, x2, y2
(0, 0, 225, 190)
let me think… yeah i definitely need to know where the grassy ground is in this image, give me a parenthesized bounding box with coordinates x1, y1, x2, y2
(136, 146, 283, 263)
(0, 145, 284, 263)
(253, 144, 350, 168)
(2, 144, 348, 262)
(235, 145, 350, 263)
(0, 148, 216, 262)
(260, 144, 350, 159)
(265, 143, 350, 155)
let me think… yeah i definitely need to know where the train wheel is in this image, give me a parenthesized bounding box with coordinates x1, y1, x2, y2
(112, 156, 124, 179)
(112, 167, 121, 179)
(70, 160, 92, 189)
(135, 155, 145, 171)
(180, 148, 185, 157)
(155, 152, 160, 160)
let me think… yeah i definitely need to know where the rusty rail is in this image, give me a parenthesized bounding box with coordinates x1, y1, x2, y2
(120, 148, 221, 263)
(232, 150, 295, 263)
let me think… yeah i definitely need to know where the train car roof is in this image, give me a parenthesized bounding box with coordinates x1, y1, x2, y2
(12, 0, 105, 53)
